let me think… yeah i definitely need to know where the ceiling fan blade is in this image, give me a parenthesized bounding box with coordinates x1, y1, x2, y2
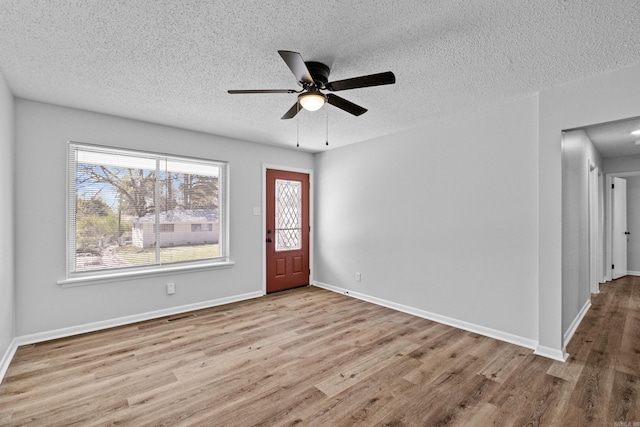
(326, 71, 396, 91)
(281, 101, 301, 120)
(278, 50, 314, 84)
(326, 94, 367, 116)
(228, 89, 298, 94)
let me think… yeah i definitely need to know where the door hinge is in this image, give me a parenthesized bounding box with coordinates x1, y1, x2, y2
(612, 183, 615, 189)
(612, 264, 615, 269)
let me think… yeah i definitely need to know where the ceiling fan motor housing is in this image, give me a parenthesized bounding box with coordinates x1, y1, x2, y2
(304, 61, 330, 88)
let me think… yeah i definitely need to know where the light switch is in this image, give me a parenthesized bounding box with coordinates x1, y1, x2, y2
(253, 207, 261, 216)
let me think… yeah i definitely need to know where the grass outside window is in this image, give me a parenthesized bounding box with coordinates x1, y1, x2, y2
(116, 244, 220, 265)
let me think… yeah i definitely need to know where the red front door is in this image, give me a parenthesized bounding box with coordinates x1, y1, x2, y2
(266, 169, 310, 293)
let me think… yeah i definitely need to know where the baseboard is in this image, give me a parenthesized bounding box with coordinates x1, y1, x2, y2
(13, 291, 263, 347)
(0, 338, 18, 384)
(627, 270, 640, 277)
(563, 299, 591, 346)
(534, 345, 569, 362)
(313, 281, 538, 351)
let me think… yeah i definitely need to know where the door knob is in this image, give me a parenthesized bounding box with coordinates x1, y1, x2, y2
(625, 231, 631, 235)
(266, 238, 273, 243)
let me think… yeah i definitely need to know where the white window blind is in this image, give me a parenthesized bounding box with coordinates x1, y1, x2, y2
(67, 142, 228, 278)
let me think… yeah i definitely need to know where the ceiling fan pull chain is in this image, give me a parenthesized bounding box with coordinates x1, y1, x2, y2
(296, 105, 300, 148)
(326, 108, 329, 146)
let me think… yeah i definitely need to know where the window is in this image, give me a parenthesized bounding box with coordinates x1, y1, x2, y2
(191, 223, 213, 232)
(67, 142, 228, 278)
(275, 179, 302, 251)
(155, 224, 175, 233)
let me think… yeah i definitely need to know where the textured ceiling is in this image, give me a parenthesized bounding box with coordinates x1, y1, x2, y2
(1, 1, 640, 152)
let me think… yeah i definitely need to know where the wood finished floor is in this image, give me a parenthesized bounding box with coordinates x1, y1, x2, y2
(1, 279, 639, 426)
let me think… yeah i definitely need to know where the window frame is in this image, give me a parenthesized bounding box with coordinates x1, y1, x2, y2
(63, 141, 231, 285)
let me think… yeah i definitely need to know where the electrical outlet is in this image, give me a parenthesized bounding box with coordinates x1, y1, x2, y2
(166, 282, 175, 295)
(355, 272, 361, 282)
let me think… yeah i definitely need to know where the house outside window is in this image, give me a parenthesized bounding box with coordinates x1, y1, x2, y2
(67, 142, 228, 278)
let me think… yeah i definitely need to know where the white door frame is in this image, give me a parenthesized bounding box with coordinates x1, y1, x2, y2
(588, 162, 599, 293)
(261, 164, 314, 295)
(598, 169, 605, 284)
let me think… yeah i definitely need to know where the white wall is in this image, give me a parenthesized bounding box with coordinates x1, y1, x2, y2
(604, 153, 640, 175)
(539, 62, 640, 358)
(561, 130, 602, 334)
(0, 73, 15, 367)
(625, 175, 640, 273)
(14, 99, 314, 336)
(315, 96, 539, 343)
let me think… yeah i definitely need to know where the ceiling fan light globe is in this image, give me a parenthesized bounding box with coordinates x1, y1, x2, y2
(300, 93, 326, 111)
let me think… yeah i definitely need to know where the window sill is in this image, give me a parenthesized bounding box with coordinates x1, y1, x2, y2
(58, 260, 235, 288)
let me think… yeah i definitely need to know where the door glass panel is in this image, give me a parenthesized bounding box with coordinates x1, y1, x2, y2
(275, 179, 302, 251)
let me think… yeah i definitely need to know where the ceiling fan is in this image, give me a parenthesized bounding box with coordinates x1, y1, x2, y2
(228, 50, 396, 119)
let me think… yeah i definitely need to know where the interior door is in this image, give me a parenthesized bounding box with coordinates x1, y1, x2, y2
(266, 169, 310, 293)
(612, 176, 628, 280)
